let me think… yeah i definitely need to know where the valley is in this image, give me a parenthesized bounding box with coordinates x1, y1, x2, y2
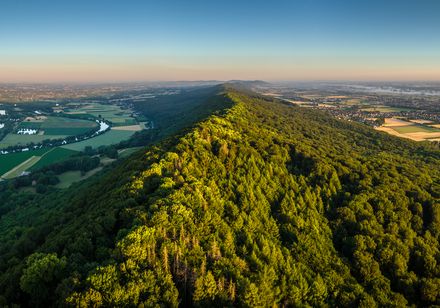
(0, 91, 157, 180)
(2, 1, 439, 306)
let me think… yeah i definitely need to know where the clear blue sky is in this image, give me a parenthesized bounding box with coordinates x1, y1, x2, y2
(1, 0, 439, 82)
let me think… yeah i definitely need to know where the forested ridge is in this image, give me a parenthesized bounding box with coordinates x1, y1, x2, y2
(0, 85, 439, 307)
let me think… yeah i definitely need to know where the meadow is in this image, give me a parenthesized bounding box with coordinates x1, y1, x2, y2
(0, 147, 78, 178)
(61, 130, 136, 151)
(65, 103, 135, 126)
(29, 147, 77, 171)
(55, 168, 102, 189)
(2, 156, 42, 179)
(0, 148, 49, 176)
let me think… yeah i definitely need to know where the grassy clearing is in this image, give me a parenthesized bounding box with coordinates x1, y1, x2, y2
(55, 167, 102, 188)
(29, 147, 78, 171)
(0, 148, 49, 175)
(118, 147, 143, 158)
(61, 130, 136, 151)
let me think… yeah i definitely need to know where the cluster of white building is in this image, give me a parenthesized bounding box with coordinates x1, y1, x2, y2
(17, 128, 38, 135)
(95, 120, 110, 134)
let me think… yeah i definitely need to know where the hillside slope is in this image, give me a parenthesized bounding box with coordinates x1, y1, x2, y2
(1, 86, 440, 307)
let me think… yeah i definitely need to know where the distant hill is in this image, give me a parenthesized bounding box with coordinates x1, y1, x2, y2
(226, 80, 271, 88)
(0, 85, 439, 307)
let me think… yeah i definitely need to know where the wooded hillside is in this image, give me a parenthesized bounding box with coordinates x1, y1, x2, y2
(0, 86, 439, 307)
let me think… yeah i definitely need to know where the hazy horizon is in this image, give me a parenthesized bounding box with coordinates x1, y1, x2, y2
(1, 0, 439, 82)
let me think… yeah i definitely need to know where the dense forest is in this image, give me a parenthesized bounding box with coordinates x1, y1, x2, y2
(0, 85, 439, 306)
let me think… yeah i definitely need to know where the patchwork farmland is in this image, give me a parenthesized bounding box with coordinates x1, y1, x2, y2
(61, 130, 137, 151)
(375, 117, 440, 141)
(0, 101, 145, 180)
(0, 116, 98, 149)
(65, 103, 136, 126)
(0, 148, 76, 179)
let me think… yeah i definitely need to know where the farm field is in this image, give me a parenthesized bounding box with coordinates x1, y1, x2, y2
(0, 116, 98, 149)
(361, 105, 410, 112)
(61, 130, 136, 151)
(410, 119, 433, 124)
(376, 117, 440, 141)
(0, 148, 49, 176)
(29, 147, 77, 171)
(0, 147, 78, 178)
(112, 124, 143, 131)
(65, 103, 136, 126)
(382, 118, 413, 127)
(0, 102, 144, 179)
(0, 134, 68, 149)
(38, 116, 98, 135)
(391, 125, 440, 134)
(340, 98, 370, 105)
(19, 116, 97, 133)
(2, 156, 41, 179)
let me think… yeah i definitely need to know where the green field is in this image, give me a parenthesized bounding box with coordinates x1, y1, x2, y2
(361, 105, 411, 113)
(42, 116, 97, 128)
(118, 146, 143, 158)
(43, 127, 95, 135)
(66, 103, 135, 127)
(18, 122, 42, 129)
(61, 130, 136, 151)
(392, 125, 440, 134)
(40, 116, 98, 135)
(0, 147, 78, 178)
(29, 147, 78, 171)
(1, 116, 98, 149)
(0, 148, 49, 176)
(2, 156, 41, 179)
(55, 167, 102, 188)
(0, 134, 68, 149)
